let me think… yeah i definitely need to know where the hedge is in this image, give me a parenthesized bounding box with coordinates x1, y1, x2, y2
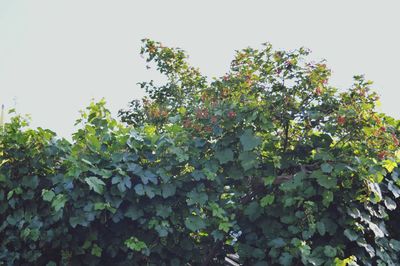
(1, 39, 400, 265)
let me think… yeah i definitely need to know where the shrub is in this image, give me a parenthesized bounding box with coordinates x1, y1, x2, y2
(1, 39, 400, 265)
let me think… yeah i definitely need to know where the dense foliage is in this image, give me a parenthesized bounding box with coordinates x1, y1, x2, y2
(1, 39, 400, 265)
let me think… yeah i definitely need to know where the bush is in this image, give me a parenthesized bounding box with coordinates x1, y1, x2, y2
(1, 39, 400, 265)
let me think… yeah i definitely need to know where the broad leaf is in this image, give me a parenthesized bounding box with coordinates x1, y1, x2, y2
(85, 176, 106, 194)
(185, 216, 206, 232)
(215, 148, 234, 164)
(240, 129, 261, 151)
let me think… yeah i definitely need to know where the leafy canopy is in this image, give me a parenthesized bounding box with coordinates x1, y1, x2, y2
(1, 39, 400, 265)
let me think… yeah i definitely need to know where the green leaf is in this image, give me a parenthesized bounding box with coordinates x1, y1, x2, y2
(94, 202, 116, 213)
(321, 163, 333, 173)
(334, 256, 357, 266)
(127, 163, 143, 174)
(52, 194, 67, 212)
(85, 176, 106, 194)
(239, 151, 258, 171)
(240, 129, 261, 151)
(260, 194, 275, 207)
(388, 181, 400, 198)
(161, 183, 176, 198)
(263, 176, 275, 186)
(140, 170, 158, 185)
(91, 244, 102, 257)
(268, 238, 286, 248)
(312, 171, 337, 189)
(211, 230, 224, 241)
(22, 175, 39, 189)
(344, 229, 358, 241)
(384, 196, 397, 210)
(323, 245, 337, 257)
(360, 242, 375, 258)
(7, 190, 14, 200)
(116, 176, 132, 192)
(171, 147, 189, 162)
(279, 252, 293, 266)
(218, 222, 232, 233)
(369, 182, 382, 203)
(316, 221, 326, 236)
(81, 158, 94, 166)
(389, 239, 400, 251)
(215, 148, 234, 164)
(171, 258, 180, 266)
(187, 190, 208, 205)
(368, 222, 384, 238)
(42, 189, 55, 202)
(134, 184, 145, 196)
(346, 207, 361, 219)
(322, 190, 334, 207)
(252, 248, 265, 259)
(156, 205, 172, 218)
(185, 216, 206, 231)
(191, 170, 205, 181)
(125, 206, 144, 220)
(87, 134, 101, 150)
(69, 216, 87, 228)
(144, 185, 156, 198)
(155, 223, 169, 237)
(125, 237, 148, 252)
(94, 202, 106, 210)
(244, 201, 262, 221)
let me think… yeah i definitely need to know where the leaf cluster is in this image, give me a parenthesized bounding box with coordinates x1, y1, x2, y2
(1, 40, 400, 265)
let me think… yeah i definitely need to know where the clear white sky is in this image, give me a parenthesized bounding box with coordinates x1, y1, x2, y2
(1, 0, 399, 138)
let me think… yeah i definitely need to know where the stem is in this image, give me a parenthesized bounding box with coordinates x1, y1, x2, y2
(201, 241, 222, 266)
(283, 120, 290, 152)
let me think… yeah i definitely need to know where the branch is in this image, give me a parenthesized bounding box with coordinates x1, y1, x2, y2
(201, 241, 222, 266)
(240, 162, 322, 204)
(282, 121, 290, 152)
(273, 174, 293, 185)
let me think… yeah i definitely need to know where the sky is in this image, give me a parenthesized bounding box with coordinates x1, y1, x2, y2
(0, 0, 399, 138)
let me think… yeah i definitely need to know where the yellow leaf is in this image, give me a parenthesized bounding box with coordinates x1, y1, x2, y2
(383, 159, 397, 173)
(395, 149, 400, 162)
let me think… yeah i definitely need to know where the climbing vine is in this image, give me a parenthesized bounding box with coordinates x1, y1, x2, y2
(1, 39, 400, 265)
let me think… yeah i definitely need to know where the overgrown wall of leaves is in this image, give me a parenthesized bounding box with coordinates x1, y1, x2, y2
(1, 40, 400, 265)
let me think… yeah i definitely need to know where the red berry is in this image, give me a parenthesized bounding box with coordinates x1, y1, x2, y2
(337, 116, 346, 126)
(227, 111, 236, 118)
(392, 133, 399, 146)
(204, 126, 212, 133)
(378, 151, 387, 160)
(183, 119, 192, 128)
